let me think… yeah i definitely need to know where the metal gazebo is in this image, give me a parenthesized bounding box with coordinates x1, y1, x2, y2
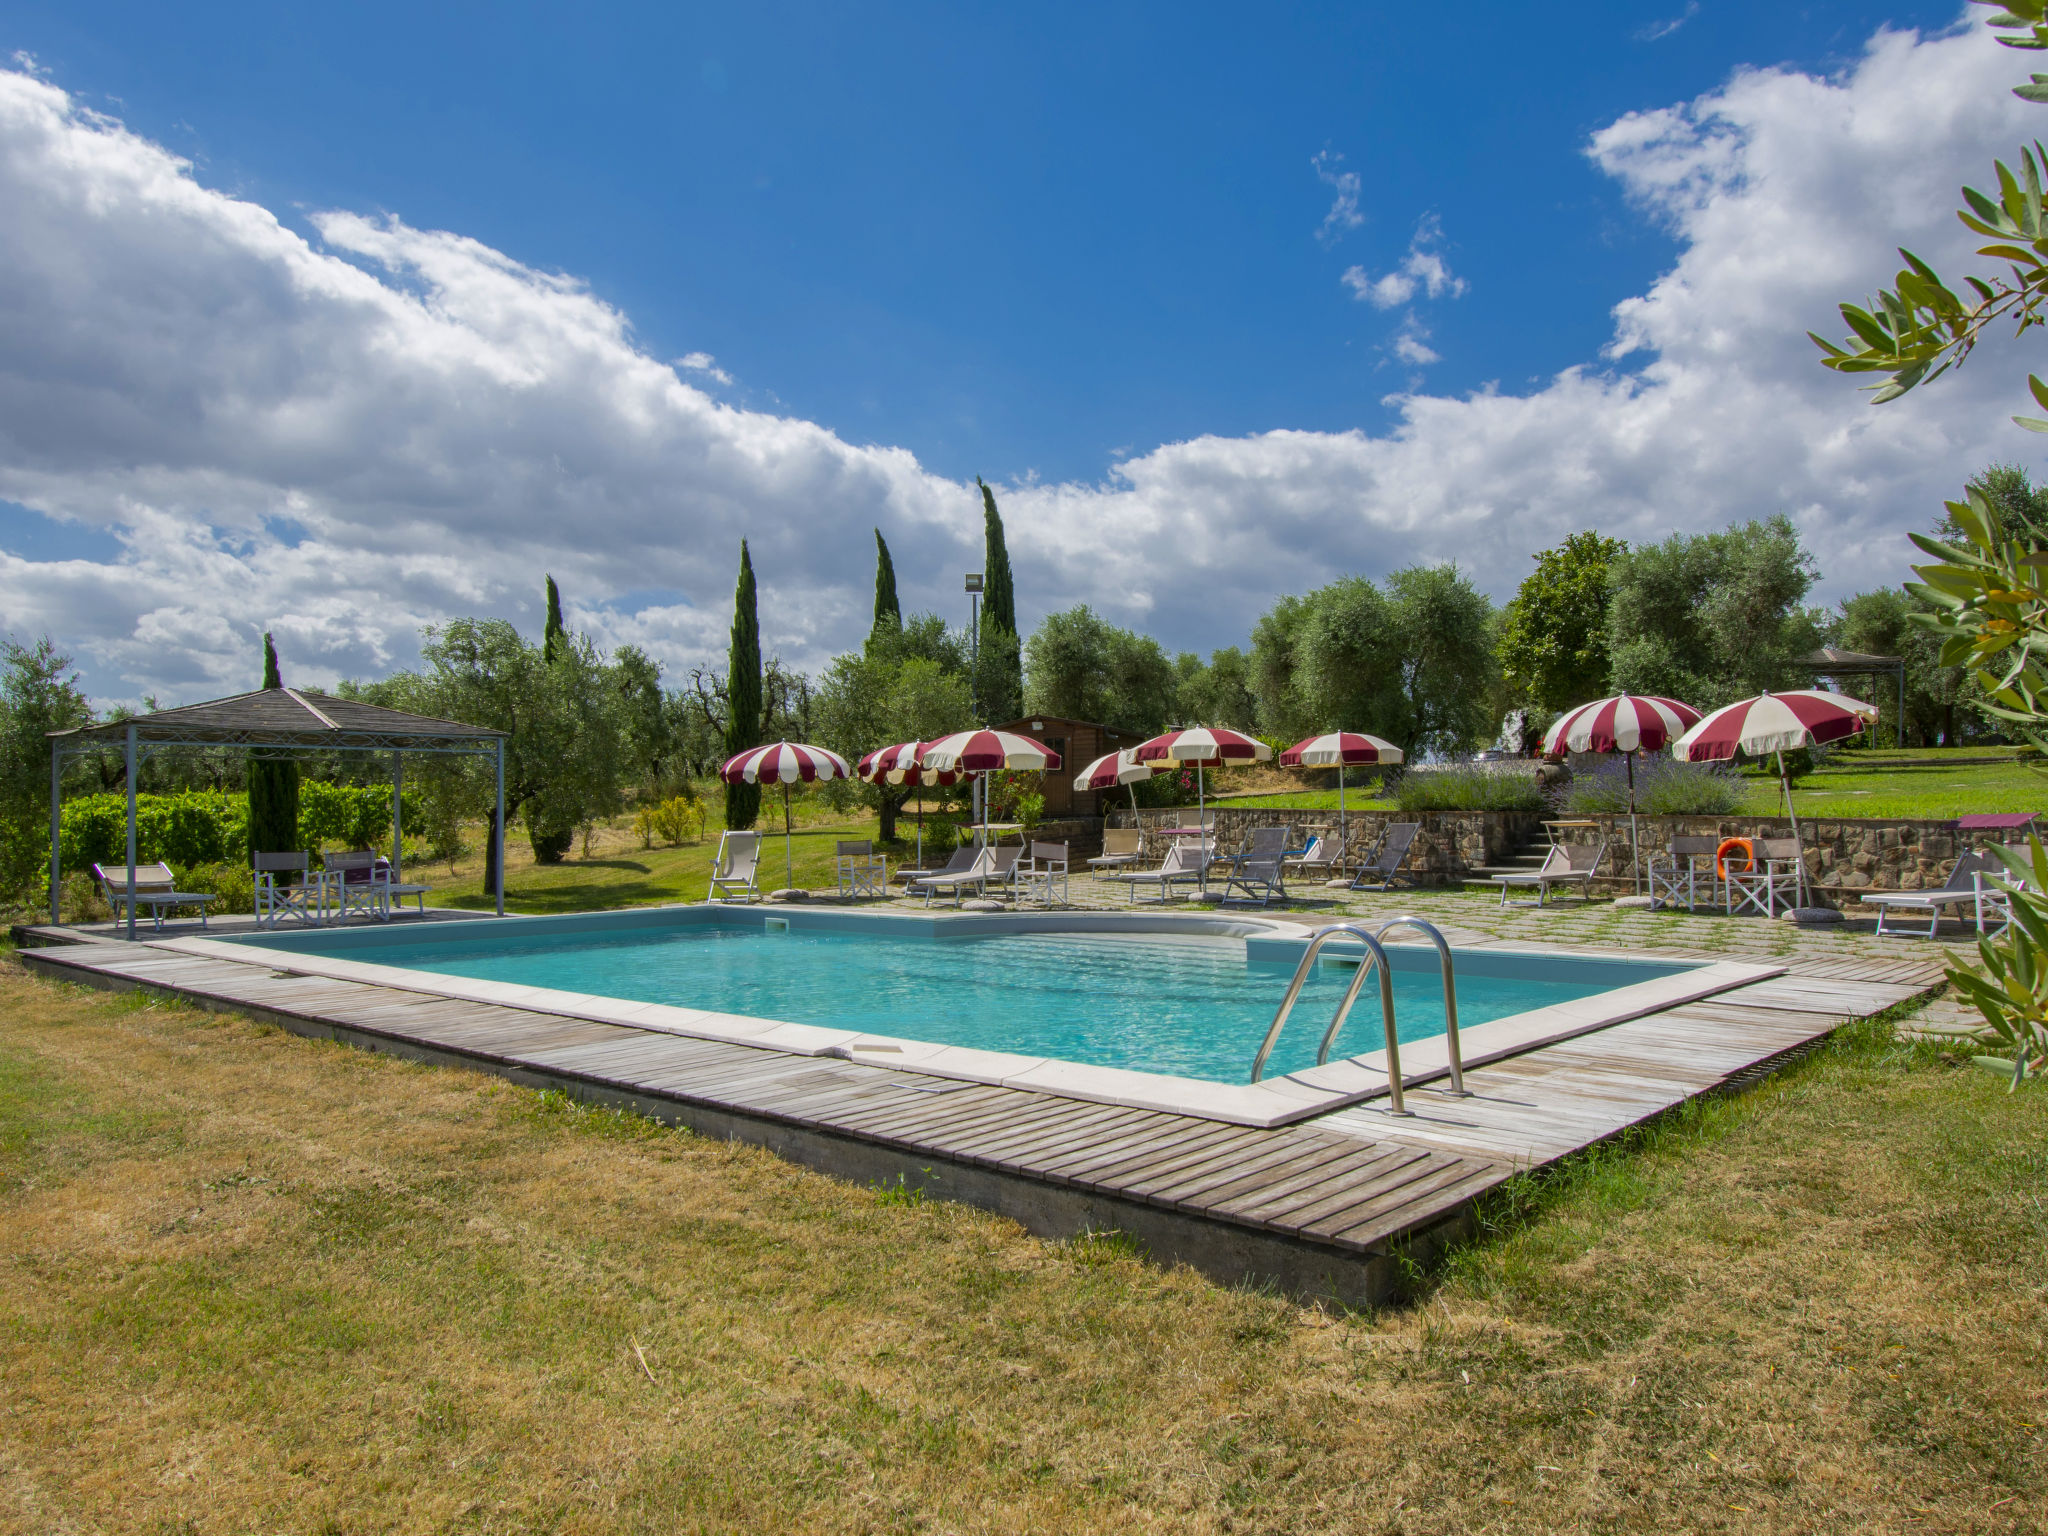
(46, 687, 509, 937)
(1800, 648, 1906, 749)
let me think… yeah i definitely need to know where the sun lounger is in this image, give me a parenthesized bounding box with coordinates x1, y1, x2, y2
(912, 845, 1023, 907)
(1104, 841, 1206, 905)
(900, 845, 977, 884)
(1492, 838, 1606, 907)
(1086, 828, 1143, 873)
(1348, 822, 1421, 891)
(1221, 827, 1291, 907)
(708, 831, 763, 903)
(1284, 833, 1346, 880)
(94, 862, 217, 931)
(1864, 850, 2005, 937)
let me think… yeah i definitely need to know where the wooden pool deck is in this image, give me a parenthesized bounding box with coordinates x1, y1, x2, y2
(10, 930, 1945, 1306)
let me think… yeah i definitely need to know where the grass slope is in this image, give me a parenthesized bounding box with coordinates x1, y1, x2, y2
(1, 958, 2041, 1532)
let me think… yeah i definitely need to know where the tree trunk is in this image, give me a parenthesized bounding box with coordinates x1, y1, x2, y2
(878, 787, 904, 843)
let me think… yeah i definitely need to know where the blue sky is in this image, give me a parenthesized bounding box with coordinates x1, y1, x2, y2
(0, 3, 2028, 701)
(5, 0, 1960, 486)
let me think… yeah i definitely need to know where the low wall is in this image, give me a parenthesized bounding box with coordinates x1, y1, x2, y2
(1109, 806, 1545, 887)
(1543, 815, 2030, 904)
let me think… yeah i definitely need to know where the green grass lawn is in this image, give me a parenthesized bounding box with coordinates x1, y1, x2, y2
(422, 803, 966, 914)
(1227, 751, 2048, 821)
(2, 956, 2040, 1531)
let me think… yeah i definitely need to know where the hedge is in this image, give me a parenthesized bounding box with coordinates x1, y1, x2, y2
(58, 784, 422, 871)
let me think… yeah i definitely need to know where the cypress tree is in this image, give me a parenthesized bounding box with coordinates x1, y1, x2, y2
(977, 478, 1023, 720)
(871, 530, 902, 641)
(247, 632, 302, 859)
(543, 575, 567, 663)
(724, 540, 763, 831)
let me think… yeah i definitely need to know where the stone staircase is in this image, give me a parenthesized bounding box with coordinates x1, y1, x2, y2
(1462, 825, 1553, 891)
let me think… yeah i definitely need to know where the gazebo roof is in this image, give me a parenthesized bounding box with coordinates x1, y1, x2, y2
(49, 687, 505, 753)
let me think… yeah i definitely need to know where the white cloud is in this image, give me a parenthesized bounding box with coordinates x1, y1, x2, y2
(1312, 148, 1363, 246)
(1636, 2, 1700, 44)
(1391, 322, 1441, 366)
(1342, 214, 1466, 310)
(676, 350, 732, 385)
(0, 15, 2037, 707)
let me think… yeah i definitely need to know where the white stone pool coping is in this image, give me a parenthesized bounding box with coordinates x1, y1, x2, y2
(158, 907, 1785, 1129)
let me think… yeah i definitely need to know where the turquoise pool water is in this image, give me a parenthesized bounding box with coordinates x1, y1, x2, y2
(238, 918, 1693, 1084)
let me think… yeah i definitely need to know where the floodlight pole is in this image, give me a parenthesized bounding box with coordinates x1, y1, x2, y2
(48, 739, 60, 925)
(124, 723, 137, 941)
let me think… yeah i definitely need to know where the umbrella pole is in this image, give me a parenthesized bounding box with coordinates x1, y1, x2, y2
(1777, 748, 1804, 908)
(1627, 751, 1640, 896)
(1197, 764, 1208, 900)
(1339, 765, 1347, 842)
(784, 781, 795, 891)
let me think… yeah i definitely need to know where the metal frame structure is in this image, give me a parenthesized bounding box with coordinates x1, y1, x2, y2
(46, 687, 507, 938)
(1802, 648, 1907, 749)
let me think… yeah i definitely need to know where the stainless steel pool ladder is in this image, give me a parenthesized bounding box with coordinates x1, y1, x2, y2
(1247, 917, 1468, 1112)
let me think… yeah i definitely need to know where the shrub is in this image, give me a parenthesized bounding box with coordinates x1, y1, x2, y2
(635, 796, 706, 848)
(59, 785, 419, 871)
(1388, 762, 1548, 813)
(174, 861, 257, 915)
(1561, 755, 1745, 816)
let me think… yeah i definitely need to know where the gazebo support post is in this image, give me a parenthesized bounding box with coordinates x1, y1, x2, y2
(124, 723, 137, 941)
(494, 740, 506, 917)
(391, 750, 404, 881)
(48, 740, 61, 925)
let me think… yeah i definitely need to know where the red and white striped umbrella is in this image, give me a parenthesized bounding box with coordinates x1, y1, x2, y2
(718, 741, 851, 892)
(1278, 731, 1401, 841)
(1134, 726, 1272, 765)
(720, 741, 851, 784)
(1073, 748, 1156, 791)
(1542, 694, 1700, 758)
(1278, 731, 1403, 767)
(1673, 690, 1877, 762)
(859, 740, 960, 787)
(918, 728, 1062, 773)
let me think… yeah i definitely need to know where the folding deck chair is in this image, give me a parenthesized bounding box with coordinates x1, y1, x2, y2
(1348, 822, 1422, 891)
(254, 850, 322, 928)
(708, 831, 763, 903)
(1086, 828, 1143, 875)
(1220, 826, 1290, 907)
(1284, 833, 1347, 881)
(834, 839, 887, 899)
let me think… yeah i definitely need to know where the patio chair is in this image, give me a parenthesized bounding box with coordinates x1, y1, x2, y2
(1221, 828, 1290, 908)
(254, 850, 321, 928)
(1724, 837, 1804, 918)
(382, 856, 433, 916)
(708, 831, 763, 903)
(1086, 828, 1143, 874)
(1022, 841, 1070, 905)
(1646, 835, 1724, 913)
(1491, 837, 1606, 908)
(1105, 840, 1206, 905)
(1284, 833, 1346, 880)
(93, 862, 217, 932)
(324, 850, 392, 921)
(1864, 850, 2004, 937)
(834, 839, 887, 899)
(1348, 822, 1422, 891)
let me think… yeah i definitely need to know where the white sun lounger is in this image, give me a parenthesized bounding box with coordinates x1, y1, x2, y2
(1105, 841, 1206, 904)
(1491, 839, 1605, 907)
(1864, 850, 2007, 937)
(94, 862, 217, 931)
(1086, 828, 1143, 873)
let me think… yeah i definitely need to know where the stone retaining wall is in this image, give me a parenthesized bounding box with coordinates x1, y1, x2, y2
(1108, 806, 1544, 887)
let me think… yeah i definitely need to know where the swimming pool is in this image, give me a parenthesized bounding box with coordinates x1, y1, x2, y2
(220, 907, 1701, 1087)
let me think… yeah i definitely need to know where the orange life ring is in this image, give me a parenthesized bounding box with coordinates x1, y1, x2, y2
(1716, 837, 1756, 880)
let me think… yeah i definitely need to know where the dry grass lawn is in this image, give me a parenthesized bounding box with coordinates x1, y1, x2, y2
(1, 955, 2043, 1534)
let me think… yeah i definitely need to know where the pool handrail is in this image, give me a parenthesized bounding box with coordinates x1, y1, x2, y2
(1249, 922, 1412, 1116)
(1363, 915, 1469, 1097)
